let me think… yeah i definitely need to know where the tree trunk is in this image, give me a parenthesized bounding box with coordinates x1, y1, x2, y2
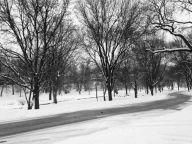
(20, 87, 22, 97)
(6, 85, 7, 94)
(49, 90, 52, 100)
(146, 86, 149, 95)
(103, 86, 106, 101)
(95, 84, 98, 101)
(33, 80, 40, 109)
(113, 89, 115, 97)
(108, 88, 112, 101)
(28, 90, 33, 109)
(53, 87, 58, 104)
(125, 83, 128, 96)
(78, 84, 82, 94)
(33, 92, 39, 109)
(185, 77, 190, 91)
(106, 76, 113, 101)
(187, 83, 190, 92)
(107, 81, 113, 101)
(24, 88, 33, 110)
(171, 81, 174, 90)
(12, 85, 14, 95)
(53, 91, 57, 104)
(0, 85, 4, 97)
(134, 80, 137, 98)
(150, 86, 154, 96)
(49, 84, 52, 100)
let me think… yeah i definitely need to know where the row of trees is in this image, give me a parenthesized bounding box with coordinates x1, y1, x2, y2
(0, 0, 80, 109)
(0, 0, 191, 109)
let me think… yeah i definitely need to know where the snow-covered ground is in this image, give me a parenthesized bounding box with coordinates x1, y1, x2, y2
(54, 91, 192, 144)
(0, 88, 172, 123)
(54, 92, 192, 144)
(0, 87, 192, 144)
(1, 91, 192, 144)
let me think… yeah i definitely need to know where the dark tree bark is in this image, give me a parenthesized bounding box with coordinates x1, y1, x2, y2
(177, 82, 180, 91)
(134, 79, 138, 98)
(171, 81, 174, 90)
(107, 77, 113, 101)
(95, 84, 98, 102)
(146, 85, 149, 95)
(24, 88, 33, 110)
(150, 86, 154, 96)
(12, 85, 14, 95)
(49, 83, 52, 101)
(103, 85, 106, 101)
(0, 85, 4, 97)
(125, 83, 128, 96)
(33, 78, 40, 109)
(53, 88, 58, 104)
(20, 87, 22, 97)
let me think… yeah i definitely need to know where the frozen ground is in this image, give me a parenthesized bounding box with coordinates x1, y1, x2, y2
(0, 88, 172, 123)
(0, 91, 191, 144)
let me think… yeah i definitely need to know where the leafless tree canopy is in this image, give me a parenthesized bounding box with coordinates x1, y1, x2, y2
(148, 0, 192, 52)
(0, 0, 70, 109)
(0, 0, 191, 109)
(77, 0, 148, 101)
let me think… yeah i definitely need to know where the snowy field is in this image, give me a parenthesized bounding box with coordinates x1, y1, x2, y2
(0, 88, 172, 123)
(54, 91, 192, 144)
(0, 88, 192, 144)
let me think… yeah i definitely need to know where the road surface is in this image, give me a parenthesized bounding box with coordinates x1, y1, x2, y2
(0, 91, 191, 138)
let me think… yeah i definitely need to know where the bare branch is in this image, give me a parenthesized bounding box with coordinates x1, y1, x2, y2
(147, 47, 192, 53)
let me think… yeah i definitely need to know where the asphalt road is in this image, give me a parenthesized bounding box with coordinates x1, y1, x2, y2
(0, 91, 191, 138)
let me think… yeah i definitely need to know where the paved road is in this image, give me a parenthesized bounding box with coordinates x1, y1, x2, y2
(0, 92, 191, 138)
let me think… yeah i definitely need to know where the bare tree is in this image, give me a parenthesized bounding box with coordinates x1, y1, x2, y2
(116, 59, 131, 96)
(0, 0, 70, 109)
(136, 38, 167, 95)
(147, 0, 192, 53)
(172, 52, 192, 91)
(77, 0, 148, 101)
(45, 23, 78, 104)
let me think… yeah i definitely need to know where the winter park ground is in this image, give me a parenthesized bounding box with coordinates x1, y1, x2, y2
(0, 88, 192, 144)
